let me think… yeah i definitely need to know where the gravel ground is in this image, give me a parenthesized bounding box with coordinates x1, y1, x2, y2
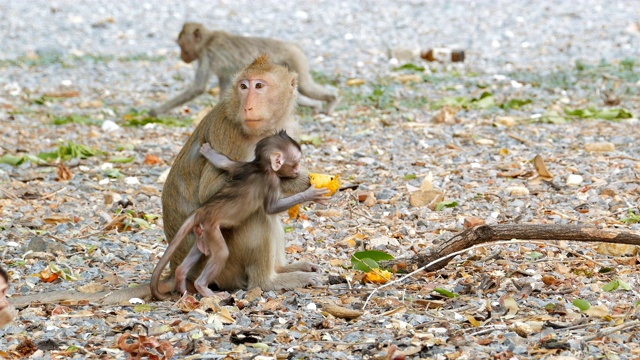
(1, 1, 640, 359)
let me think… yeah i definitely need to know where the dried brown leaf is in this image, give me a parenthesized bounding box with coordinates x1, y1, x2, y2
(117, 333, 175, 360)
(55, 163, 73, 181)
(144, 154, 162, 165)
(77, 282, 105, 294)
(322, 303, 364, 320)
(533, 154, 553, 180)
(43, 215, 73, 224)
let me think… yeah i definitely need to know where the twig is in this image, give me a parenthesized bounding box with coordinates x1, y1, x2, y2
(526, 240, 607, 267)
(39, 186, 67, 200)
(607, 179, 640, 186)
(583, 320, 640, 342)
(541, 209, 580, 222)
(363, 239, 530, 309)
(507, 133, 530, 145)
(467, 325, 508, 337)
(0, 188, 19, 200)
(609, 156, 640, 162)
(352, 207, 382, 223)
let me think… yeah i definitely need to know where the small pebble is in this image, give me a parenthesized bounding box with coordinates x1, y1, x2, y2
(566, 174, 583, 186)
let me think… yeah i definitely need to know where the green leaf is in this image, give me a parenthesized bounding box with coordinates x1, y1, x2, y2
(0, 154, 25, 166)
(49, 263, 78, 281)
(37, 150, 59, 161)
(594, 108, 632, 120)
(620, 209, 640, 224)
(109, 156, 135, 164)
(115, 144, 135, 151)
(37, 141, 103, 161)
(501, 98, 532, 110)
(618, 279, 632, 290)
(564, 107, 594, 118)
(540, 111, 567, 124)
(564, 107, 633, 121)
(143, 214, 160, 221)
(403, 173, 417, 180)
(572, 299, 591, 311)
(86, 244, 98, 254)
(351, 250, 394, 272)
(351, 257, 379, 272)
(131, 217, 150, 229)
(527, 251, 544, 260)
(602, 279, 619, 292)
(435, 201, 458, 211)
(392, 63, 425, 72)
(50, 114, 97, 126)
(299, 134, 323, 147)
(104, 169, 123, 178)
(65, 346, 81, 353)
(434, 287, 458, 298)
(598, 267, 614, 273)
(23, 154, 46, 164)
(472, 92, 496, 109)
(133, 304, 153, 313)
(352, 250, 394, 262)
(284, 225, 294, 233)
(250, 343, 270, 351)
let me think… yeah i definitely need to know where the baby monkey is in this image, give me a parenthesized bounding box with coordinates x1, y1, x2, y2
(151, 131, 329, 300)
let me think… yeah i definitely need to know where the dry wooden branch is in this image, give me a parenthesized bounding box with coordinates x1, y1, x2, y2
(364, 224, 640, 310)
(409, 224, 640, 272)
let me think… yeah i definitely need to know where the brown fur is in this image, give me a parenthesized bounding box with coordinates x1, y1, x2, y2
(151, 131, 328, 300)
(160, 56, 322, 294)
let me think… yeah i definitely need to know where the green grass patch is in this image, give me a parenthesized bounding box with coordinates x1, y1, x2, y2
(122, 109, 192, 127)
(0, 141, 104, 166)
(49, 114, 101, 126)
(118, 53, 167, 62)
(0, 52, 167, 69)
(311, 70, 342, 87)
(38, 141, 105, 161)
(510, 57, 640, 91)
(432, 91, 532, 111)
(538, 107, 633, 123)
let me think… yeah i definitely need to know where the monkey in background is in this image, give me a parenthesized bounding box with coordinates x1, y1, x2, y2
(151, 131, 329, 300)
(149, 22, 340, 117)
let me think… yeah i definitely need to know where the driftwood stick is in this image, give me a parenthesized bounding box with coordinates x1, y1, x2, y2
(411, 224, 640, 271)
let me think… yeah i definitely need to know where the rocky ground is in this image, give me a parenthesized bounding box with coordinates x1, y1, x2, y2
(1, 0, 640, 359)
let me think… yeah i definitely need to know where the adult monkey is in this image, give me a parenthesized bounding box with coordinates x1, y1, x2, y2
(159, 54, 323, 293)
(8, 55, 321, 307)
(148, 22, 339, 117)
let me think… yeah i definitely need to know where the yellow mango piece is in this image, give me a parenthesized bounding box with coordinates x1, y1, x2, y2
(287, 204, 300, 220)
(288, 173, 340, 220)
(363, 269, 391, 284)
(309, 173, 341, 195)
